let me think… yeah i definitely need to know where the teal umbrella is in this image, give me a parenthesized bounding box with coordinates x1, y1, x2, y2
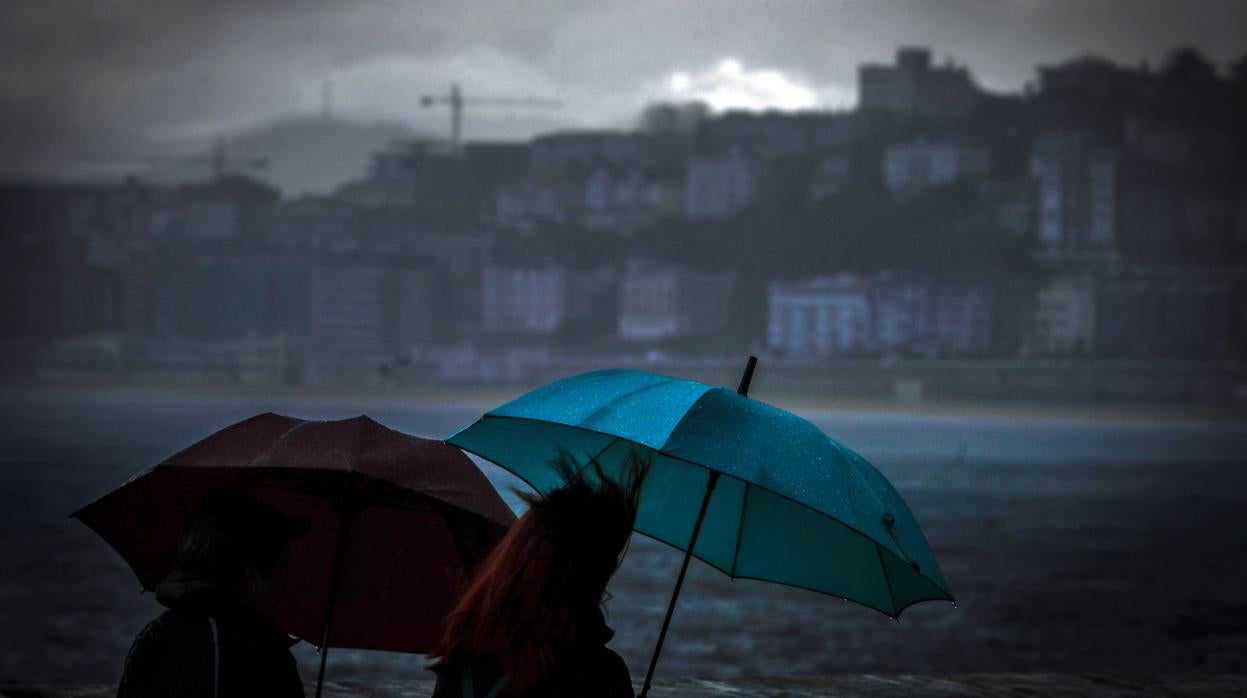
(448, 358, 953, 696)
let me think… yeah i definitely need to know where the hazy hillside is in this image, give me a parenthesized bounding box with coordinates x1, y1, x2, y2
(145, 110, 573, 196)
(181, 116, 429, 196)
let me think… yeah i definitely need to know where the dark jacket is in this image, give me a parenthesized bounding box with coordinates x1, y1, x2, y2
(117, 575, 304, 698)
(431, 609, 633, 698)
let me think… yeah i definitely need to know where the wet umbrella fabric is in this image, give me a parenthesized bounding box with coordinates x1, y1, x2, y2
(448, 365, 953, 694)
(74, 413, 515, 695)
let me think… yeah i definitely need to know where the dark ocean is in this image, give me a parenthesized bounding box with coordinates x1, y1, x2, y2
(2, 390, 1246, 685)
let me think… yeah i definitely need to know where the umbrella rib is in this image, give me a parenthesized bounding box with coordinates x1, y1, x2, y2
(350, 416, 366, 474)
(876, 543, 898, 618)
(630, 524, 951, 619)
(456, 435, 954, 618)
(729, 483, 751, 578)
(574, 437, 622, 479)
(578, 380, 707, 432)
(250, 417, 314, 468)
(173, 466, 464, 515)
(653, 388, 722, 453)
(453, 415, 955, 599)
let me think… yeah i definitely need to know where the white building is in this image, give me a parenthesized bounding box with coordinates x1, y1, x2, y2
(618, 265, 735, 341)
(871, 274, 995, 356)
(883, 139, 991, 195)
(481, 265, 566, 333)
(1030, 133, 1118, 261)
(767, 275, 872, 358)
(582, 167, 682, 231)
(684, 148, 755, 219)
(872, 276, 932, 352)
(932, 285, 994, 355)
(1034, 274, 1097, 355)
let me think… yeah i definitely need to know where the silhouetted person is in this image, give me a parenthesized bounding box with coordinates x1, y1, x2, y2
(429, 454, 648, 697)
(118, 492, 306, 698)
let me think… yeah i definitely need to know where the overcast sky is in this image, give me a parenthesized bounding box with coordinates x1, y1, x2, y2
(2, 0, 1245, 177)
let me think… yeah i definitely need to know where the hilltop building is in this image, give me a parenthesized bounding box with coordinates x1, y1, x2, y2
(481, 264, 567, 334)
(1029, 132, 1120, 265)
(308, 259, 437, 376)
(858, 47, 983, 119)
(883, 137, 991, 196)
(618, 264, 735, 341)
(1033, 273, 1098, 355)
(684, 147, 756, 219)
(767, 275, 872, 358)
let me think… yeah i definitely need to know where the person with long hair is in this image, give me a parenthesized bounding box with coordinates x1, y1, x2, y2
(429, 452, 648, 697)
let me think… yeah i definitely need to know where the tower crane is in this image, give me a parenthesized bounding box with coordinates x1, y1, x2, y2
(420, 82, 561, 154)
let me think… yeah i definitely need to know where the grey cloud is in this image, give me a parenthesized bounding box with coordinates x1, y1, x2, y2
(2, 0, 1245, 178)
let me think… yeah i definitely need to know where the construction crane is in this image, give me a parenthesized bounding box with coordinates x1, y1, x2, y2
(420, 82, 561, 155)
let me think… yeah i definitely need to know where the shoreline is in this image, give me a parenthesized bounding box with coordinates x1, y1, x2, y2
(3, 378, 1246, 426)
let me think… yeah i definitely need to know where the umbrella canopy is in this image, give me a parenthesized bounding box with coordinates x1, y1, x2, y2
(449, 365, 953, 694)
(74, 412, 515, 690)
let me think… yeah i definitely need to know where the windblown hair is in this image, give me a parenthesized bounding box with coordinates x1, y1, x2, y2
(430, 450, 648, 694)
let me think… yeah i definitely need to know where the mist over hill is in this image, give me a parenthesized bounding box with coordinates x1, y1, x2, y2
(156, 116, 430, 196)
(214, 111, 575, 195)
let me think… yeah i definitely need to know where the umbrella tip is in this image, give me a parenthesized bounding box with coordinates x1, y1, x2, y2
(736, 355, 758, 396)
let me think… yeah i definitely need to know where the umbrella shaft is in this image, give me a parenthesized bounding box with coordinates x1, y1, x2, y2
(315, 507, 356, 698)
(640, 470, 720, 698)
(736, 355, 757, 396)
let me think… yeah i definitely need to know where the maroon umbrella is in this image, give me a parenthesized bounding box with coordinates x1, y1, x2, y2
(73, 412, 514, 696)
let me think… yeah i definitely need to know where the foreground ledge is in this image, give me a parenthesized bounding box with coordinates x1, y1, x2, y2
(5, 675, 1247, 697)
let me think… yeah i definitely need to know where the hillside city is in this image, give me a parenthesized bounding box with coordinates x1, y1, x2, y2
(3, 47, 1246, 402)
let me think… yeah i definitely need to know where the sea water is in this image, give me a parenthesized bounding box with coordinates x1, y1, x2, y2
(2, 391, 1245, 683)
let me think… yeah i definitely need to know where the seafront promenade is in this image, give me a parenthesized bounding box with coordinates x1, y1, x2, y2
(6, 675, 1247, 697)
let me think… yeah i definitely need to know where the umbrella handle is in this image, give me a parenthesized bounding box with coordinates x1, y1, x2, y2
(640, 470, 720, 698)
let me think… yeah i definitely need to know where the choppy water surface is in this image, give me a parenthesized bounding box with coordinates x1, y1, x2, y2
(2, 391, 1246, 684)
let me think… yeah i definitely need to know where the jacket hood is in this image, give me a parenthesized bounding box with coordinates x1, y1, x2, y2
(582, 604, 615, 646)
(155, 574, 223, 609)
(155, 571, 260, 610)
(156, 573, 299, 647)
